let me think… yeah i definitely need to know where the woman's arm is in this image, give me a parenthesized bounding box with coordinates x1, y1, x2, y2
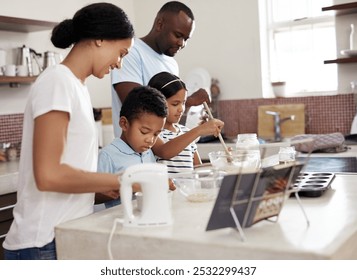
(33, 110, 119, 194)
(152, 119, 224, 159)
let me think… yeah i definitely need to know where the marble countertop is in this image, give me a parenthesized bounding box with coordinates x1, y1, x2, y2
(55, 173, 357, 260)
(197, 142, 357, 161)
(0, 160, 19, 195)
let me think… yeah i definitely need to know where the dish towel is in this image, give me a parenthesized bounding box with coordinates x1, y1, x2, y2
(291, 132, 347, 153)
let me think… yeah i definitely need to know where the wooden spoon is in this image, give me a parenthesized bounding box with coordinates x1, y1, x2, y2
(203, 102, 233, 161)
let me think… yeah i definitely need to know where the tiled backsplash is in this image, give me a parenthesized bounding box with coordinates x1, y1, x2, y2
(0, 94, 356, 155)
(219, 93, 356, 138)
(0, 113, 23, 159)
(0, 113, 23, 143)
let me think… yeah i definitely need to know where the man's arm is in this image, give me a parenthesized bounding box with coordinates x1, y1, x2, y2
(114, 81, 142, 103)
(186, 88, 211, 107)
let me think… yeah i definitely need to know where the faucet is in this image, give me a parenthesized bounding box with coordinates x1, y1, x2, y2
(265, 111, 295, 142)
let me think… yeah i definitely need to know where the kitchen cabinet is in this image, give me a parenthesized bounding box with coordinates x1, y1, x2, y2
(322, 2, 357, 64)
(0, 160, 19, 259)
(0, 192, 16, 260)
(0, 15, 57, 86)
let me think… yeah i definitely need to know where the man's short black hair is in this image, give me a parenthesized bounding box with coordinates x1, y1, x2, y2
(158, 1, 194, 20)
(120, 86, 168, 122)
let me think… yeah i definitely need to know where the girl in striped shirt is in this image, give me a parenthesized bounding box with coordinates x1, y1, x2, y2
(150, 71, 221, 173)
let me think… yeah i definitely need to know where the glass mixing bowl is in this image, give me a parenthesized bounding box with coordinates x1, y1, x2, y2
(208, 150, 261, 173)
(170, 169, 225, 202)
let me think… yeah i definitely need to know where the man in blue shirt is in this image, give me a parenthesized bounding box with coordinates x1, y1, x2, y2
(111, 1, 210, 137)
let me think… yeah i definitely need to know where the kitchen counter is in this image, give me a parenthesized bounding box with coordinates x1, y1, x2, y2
(56, 173, 357, 260)
(0, 160, 19, 195)
(197, 141, 236, 161)
(197, 141, 357, 161)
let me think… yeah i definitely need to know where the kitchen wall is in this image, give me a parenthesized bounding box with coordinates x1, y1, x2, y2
(0, 0, 263, 115)
(220, 93, 356, 138)
(0, 0, 136, 114)
(1, 1, 356, 152)
(1, 1, 356, 110)
(133, 0, 263, 101)
(2, 93, 355, 155)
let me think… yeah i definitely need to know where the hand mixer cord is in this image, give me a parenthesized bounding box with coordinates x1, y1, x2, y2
(107, 217, 124, 260)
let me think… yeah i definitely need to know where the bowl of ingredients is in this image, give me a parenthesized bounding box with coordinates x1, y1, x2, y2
(208, 150, 261, 173)
(170, 169, 225, 202)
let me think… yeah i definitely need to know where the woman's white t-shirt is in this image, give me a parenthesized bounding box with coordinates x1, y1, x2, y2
(3, 64, 97, 250)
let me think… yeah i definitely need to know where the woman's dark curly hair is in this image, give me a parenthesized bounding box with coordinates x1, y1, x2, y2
(51, 2, 134, 49)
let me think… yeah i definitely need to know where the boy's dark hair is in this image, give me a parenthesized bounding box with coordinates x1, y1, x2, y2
(51, 2, 134, 49)
(120, 86, 168, 122)
(158, 1, 194, 20)
(148, 71, 186, 99)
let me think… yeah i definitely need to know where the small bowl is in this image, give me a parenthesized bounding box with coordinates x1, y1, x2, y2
(171, 169, 225, 202)
(271, 81, 286, 98)
(208, 150, 261, 173)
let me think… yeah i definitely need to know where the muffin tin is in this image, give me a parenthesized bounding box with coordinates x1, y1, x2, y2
(293, 172, 335, 197)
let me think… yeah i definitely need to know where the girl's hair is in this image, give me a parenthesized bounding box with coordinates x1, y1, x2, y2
(148, 71, 186, 99)
(51, 2, 134, 49)
(120, 86, 168, 121)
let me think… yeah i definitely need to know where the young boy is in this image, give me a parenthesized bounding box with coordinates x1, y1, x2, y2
(96, 86, 223, 209)
(96, 86, 170, 209)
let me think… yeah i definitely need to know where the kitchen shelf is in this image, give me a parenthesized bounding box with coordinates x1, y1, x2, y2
(324, 57, 357, 64)
(0, 15, 57, 86)
(322, 2, 357, 64)
(0, 76, 37, 87)
(0, 76, 37, 83)
(322, 2, 357, 16)
(0, 15, 57, 32)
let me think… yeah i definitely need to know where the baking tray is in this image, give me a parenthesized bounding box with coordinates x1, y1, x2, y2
(293, 172, 335, 197)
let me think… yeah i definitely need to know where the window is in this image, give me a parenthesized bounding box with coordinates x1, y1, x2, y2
(265, 0, 337, 95)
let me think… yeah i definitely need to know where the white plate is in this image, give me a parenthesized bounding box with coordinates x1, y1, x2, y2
(184, 67, 211, 95)
(340, 49, 357, 57)
(184, 68, 212, 129)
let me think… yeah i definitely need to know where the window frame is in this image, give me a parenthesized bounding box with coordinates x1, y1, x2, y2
(264, 0, 337, 97)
